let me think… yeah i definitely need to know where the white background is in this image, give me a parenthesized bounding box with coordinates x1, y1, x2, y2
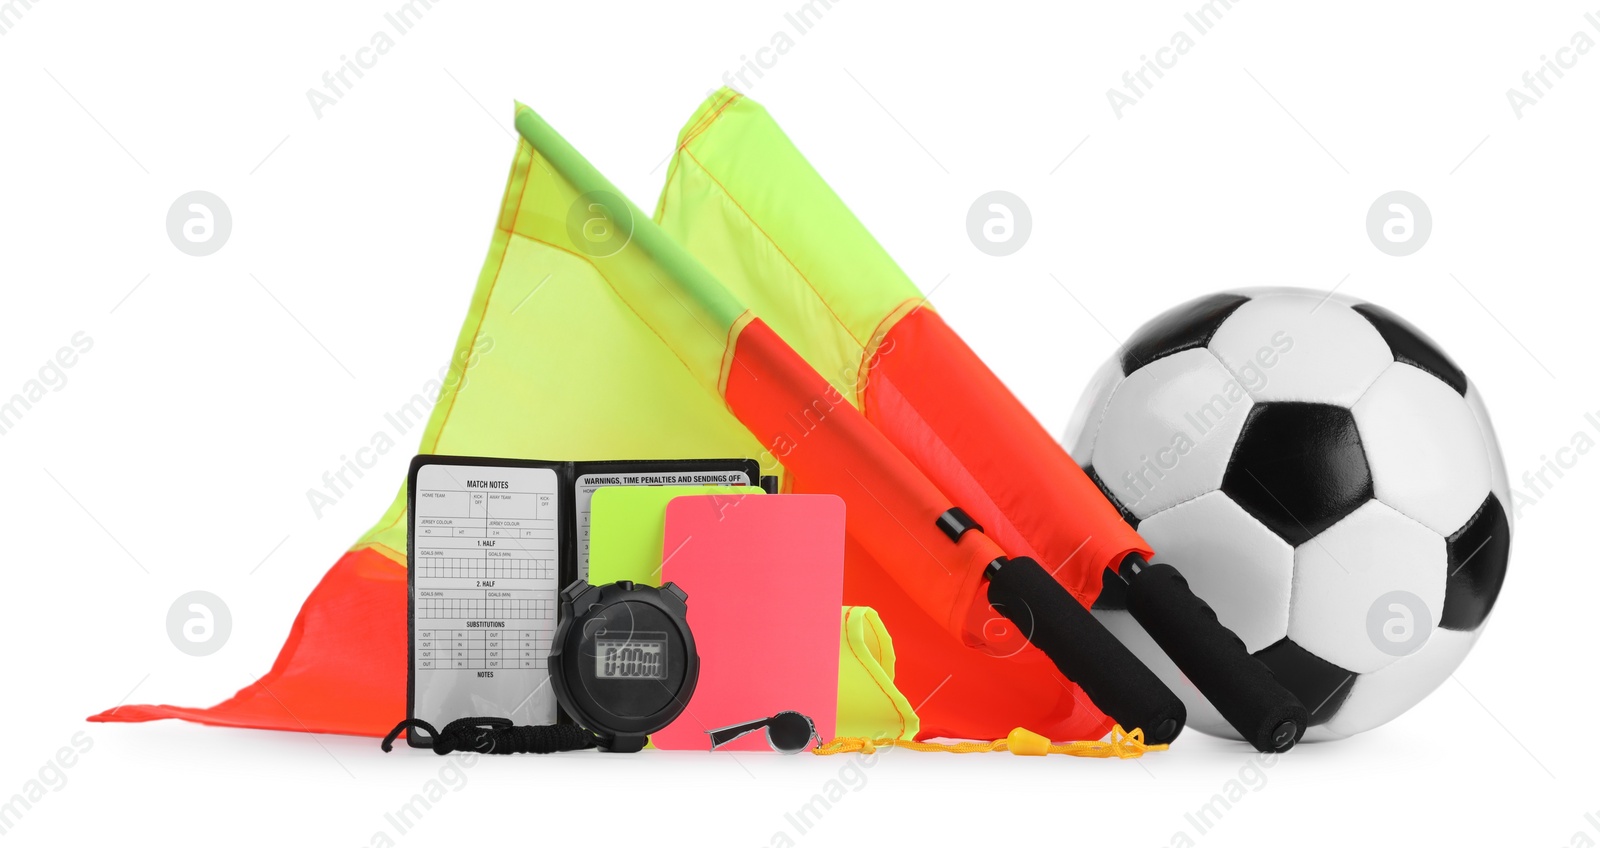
(1, 1, 1595, 845)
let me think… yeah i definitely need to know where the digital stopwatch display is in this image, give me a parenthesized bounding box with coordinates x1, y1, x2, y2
(594, 633, 667, 680)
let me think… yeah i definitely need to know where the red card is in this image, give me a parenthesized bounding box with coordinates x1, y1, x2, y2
(652, 494, 845, 752)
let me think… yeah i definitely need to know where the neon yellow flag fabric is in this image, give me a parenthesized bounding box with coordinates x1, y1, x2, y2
(653, 89, 925, 409)
(353, 107, 767, 562)
(837, 607, 920, 741)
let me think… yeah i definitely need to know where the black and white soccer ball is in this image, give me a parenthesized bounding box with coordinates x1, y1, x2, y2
(1065, 288, 1511, 741)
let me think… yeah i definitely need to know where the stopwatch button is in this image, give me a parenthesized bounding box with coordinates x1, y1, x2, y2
(661, 582, 689, 604)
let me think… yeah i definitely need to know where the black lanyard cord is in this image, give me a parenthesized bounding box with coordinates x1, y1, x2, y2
(382, 717, 597, 755)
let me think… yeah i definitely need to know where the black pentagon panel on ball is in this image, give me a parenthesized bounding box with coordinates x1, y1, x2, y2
(1351, 302, 1468, 395)
(1441, 493, 1511, 631)
(1220, 403, 1374, 547)
(1119, 292, 1251, 375)
(1084, 464, 1140, 531)
(1253, 638, 1356, 726)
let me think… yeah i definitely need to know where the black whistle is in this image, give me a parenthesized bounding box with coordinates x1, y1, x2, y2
(706, 711, 818, 753)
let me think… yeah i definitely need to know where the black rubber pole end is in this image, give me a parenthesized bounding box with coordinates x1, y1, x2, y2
(986, 557, 1186, 745)
(1123, 561, 1308, 753)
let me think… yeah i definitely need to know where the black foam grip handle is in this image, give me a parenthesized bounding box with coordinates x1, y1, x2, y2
(986, 557, 1186, 745)
(1124, 562, 1308, 753)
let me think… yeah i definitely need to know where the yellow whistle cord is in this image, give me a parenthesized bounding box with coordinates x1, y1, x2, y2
(813, 724, 1165, 759)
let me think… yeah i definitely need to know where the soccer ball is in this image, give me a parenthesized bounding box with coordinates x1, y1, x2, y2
(1065, 288, 1511, 741)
